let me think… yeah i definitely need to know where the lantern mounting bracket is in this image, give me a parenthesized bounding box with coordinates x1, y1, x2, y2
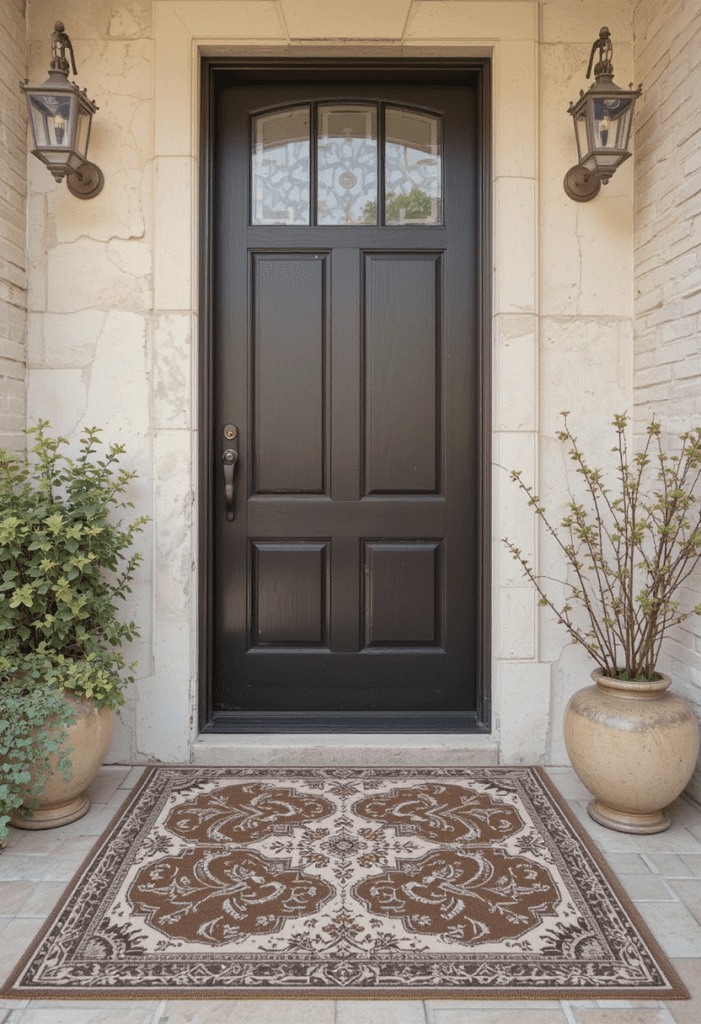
(66, 161, 105, 199)
(563, 165, 602, 203)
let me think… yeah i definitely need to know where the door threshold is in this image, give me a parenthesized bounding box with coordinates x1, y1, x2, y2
(192, 733, 499, 766)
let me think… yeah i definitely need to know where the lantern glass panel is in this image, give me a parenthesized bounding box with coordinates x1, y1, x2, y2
(75, 107, 92, 158)
(574, 113, 588, 162)
(592, 95, 634, 150)
(29, 92, 75, 149)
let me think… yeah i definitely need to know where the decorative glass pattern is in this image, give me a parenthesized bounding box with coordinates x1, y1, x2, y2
(252, 106, 310, 225)
(317, 105, 377, 225)
(385, 107, 442, 225)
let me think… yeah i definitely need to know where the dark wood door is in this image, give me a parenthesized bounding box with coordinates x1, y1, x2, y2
(209, 73, 484, 731)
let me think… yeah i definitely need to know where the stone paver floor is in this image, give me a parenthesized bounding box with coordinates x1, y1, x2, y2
(1, 765, 701, 1023)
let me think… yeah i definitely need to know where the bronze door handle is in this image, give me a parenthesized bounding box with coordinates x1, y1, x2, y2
(222, 424, 239, 521)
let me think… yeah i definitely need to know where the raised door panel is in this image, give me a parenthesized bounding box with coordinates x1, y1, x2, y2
(363, 541, 442, 647)
(252, 253, 329, 494)
(364, 253, 441, 495)
(251, 541, 329, 647)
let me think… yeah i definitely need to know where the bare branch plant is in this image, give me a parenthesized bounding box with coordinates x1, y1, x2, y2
(503, 414, 701, 680)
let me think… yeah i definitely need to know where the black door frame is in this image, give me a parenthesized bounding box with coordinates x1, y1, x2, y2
(198, 56, 492, 734)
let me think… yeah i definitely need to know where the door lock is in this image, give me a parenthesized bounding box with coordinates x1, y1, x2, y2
(222, 425, 239, 521)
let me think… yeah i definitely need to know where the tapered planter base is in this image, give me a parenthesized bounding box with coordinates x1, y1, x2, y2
(588, 799, 670, 835)
(13, 793, 91, 830)
(10, 692, 113, 832)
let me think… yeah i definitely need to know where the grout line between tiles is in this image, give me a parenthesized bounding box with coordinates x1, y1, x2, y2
(561, 1002, 578, 1024)
(151, 999, 168, 1024)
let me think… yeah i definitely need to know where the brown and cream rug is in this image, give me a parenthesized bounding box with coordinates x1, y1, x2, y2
(2, 766, 687, 999)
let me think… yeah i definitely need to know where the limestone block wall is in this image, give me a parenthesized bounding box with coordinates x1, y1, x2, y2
(531, 0, 634, 767)
(633, 0, 701, 799)
(25, 0, 156, 760)
(22, 0, 635, 765)
(0, 0, 27, 453)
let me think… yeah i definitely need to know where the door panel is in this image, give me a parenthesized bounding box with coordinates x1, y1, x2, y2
(252, 542, 329, 646)
(252, 253, 329, 494)
(363, 541, 442, 647)
(364, 253, 440, 495)
(209, 75, 484, 731)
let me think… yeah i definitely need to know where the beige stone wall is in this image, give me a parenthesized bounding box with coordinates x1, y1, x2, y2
(0, 0, 27, 452)
(22, 0, 636, 765)
(633, 0, 701, 799)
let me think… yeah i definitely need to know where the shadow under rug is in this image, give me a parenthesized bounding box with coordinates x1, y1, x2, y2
(1, 765, 688, 1000)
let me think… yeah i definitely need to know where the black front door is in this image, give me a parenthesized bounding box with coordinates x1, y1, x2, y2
(206, 67, 487, 731)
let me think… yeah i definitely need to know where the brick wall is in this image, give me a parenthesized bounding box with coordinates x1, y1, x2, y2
(633, 0, 701, 797)
(0, 0, 27, 453)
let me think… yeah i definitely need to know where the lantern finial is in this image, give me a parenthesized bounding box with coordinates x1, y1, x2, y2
(50, 22, 78, 76)
(586, 27, 613, 80)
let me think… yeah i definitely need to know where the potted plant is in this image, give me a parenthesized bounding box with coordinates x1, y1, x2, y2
(0, 421, 147, 843)
(504, 413, 701, 834)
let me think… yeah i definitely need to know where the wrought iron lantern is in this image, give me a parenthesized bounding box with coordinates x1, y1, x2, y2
(564, 27, 642, 202)
(20, 22, 104, 199)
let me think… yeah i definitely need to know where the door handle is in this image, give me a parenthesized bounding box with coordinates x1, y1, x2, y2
(222, 424, 239, 521)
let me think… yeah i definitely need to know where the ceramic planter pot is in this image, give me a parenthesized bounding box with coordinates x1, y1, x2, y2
(11, 691, 114, 830)
(564, 669, 700, 834)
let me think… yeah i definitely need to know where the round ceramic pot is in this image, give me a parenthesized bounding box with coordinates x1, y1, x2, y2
(11, 691, 114, 831)
(564, 669, 700, 834)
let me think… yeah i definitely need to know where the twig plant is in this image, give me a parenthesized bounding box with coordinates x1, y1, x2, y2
(503, 413, 701, 681)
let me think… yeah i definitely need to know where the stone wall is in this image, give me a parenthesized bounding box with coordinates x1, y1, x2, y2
(633, 0, 701, 799)
(0, 0, 27, 453)
(22, 0, 635, 766)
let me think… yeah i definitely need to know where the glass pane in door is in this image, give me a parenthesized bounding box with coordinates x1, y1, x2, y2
(317, 104, 377, 225)
(252, 106, 311, 225)
(385, 107, 442, 224)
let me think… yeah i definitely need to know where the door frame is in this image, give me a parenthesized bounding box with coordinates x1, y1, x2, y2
(198, 57, 492, 734)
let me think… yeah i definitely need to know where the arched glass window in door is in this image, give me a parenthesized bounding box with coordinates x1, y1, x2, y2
(252, 106, 311, 225)
(317, 104, 378, 225)
(251, 102, 442, 226)
(385, 107, 442, 224)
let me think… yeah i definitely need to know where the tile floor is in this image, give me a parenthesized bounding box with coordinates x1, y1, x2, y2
(1, 765, 701, 1024)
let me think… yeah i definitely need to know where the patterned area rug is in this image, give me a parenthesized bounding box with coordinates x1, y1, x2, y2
(2, 766, 687, 999)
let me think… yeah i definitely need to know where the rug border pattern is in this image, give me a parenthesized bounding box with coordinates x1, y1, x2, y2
(0, 765, 689, 1001)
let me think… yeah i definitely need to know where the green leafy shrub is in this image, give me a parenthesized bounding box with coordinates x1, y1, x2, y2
(0, 422, 147, 843)
(503, 414, 701, 681)
(0, 650, 75, 842)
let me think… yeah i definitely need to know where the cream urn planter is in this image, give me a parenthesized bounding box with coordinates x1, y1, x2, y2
(564, 670, 700, 834)
(11, 691, 114, 831)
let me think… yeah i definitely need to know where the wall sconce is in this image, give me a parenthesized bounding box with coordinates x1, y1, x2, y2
(20, 22, 103, 199)
(564, 27, 642, 202)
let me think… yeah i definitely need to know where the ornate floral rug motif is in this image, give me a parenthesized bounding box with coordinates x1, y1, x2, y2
(2, 766, 687, 999)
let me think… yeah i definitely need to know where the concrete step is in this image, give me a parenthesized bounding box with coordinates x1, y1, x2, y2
(191, 733, 499, 766)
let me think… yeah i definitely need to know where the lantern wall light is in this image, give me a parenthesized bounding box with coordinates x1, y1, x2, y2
(564, 27, 642, 202)
(20, 22, 104, 199)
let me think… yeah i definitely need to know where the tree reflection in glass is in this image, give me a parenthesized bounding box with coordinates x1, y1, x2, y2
(384, 108, 442, 225)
